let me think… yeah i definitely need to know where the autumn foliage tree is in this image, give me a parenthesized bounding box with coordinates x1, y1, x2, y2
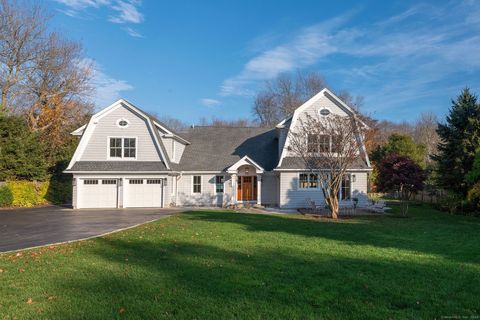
(376, 154, 425, 215)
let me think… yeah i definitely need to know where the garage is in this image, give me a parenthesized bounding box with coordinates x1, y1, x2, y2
(78, 179, 118, 209)
(124, 178, 164, 208)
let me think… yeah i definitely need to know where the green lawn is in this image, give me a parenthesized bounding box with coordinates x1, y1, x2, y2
(0, 205, 479, 319)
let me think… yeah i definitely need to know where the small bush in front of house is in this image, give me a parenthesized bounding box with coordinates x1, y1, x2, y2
(0, 185, 13, 207)
(6, 181, 48, 207)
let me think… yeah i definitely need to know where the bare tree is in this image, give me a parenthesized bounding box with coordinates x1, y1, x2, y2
(288, 113, 365, 219)
(156, 115, 188, 132)
(413, 112, 439, 164)
(0, 0, 47, 113)
(253, 71, 327, 126)
(25, 32, 92, 132)
(198, 116, 256, 127)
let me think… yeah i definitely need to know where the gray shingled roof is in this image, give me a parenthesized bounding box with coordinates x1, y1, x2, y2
(66, 161, 168, 172)
(173, 126, 278, 171)
(277, 157, 370, 170)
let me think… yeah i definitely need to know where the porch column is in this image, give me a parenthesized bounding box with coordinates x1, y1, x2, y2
(257, 174, 262, 205)
(231, 174, 237, 204)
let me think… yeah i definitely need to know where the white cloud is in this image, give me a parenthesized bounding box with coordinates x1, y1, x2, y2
(220, 1, 480, 119)
(109, 1, 143, 24)
(124, 27, 144, 38)
(200, 98, 220, 107)
(82, 58, 134, 108)
(220, 13, 352, 96)
(54, 0, 144, 36)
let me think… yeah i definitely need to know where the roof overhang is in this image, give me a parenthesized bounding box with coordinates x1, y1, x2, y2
(226, 156, 265, 174)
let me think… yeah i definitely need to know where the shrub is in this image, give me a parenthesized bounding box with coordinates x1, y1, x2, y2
(7, 181, 48, 207)
(0, 185, 13, 207)
(438, 192, 464, 214)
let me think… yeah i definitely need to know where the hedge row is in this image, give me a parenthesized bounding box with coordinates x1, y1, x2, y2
(0, 179, 71, 208)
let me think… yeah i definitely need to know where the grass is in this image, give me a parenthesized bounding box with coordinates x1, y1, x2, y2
(0, 204, 479, 319)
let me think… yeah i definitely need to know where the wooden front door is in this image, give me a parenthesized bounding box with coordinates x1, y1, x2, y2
(237, 176, 257, 201)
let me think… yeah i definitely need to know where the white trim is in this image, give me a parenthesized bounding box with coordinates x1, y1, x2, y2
(297, 172, 321, 191)
(68, 99, 171, 170)
(107, 136, 138, 160)
(226, 155, 265, 174)
(277, 88, 369, 168)
(116, 118, 130, 128)
(71, 124, 86, 136)
(162, 133, 190, 145)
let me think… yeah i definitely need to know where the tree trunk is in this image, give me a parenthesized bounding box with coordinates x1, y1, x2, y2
(329, 196, 339, 219)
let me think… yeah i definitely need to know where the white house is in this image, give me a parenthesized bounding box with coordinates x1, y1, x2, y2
(65, 88, 372, 209)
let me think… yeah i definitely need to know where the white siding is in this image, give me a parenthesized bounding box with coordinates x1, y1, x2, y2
(81, 106, 161, 161)
(279, 171, 369, 209)
(284, 94, 352, 158)
(160, 136, 186, 163)
(261, 174, 279, 206)
(176, 174, 233, 207)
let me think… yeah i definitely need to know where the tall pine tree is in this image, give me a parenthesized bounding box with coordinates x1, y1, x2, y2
(433, 88, 480, 195)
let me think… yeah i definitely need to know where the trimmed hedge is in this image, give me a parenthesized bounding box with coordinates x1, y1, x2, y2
(0, 179, 72, 208)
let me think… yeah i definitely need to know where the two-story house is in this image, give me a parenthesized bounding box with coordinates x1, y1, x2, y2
(65, 88, 372, 209)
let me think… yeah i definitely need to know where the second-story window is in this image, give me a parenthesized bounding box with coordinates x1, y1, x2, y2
(110, 138, 122, 158)
(123, 138, 136, 158)
(109, 137, 136, 159)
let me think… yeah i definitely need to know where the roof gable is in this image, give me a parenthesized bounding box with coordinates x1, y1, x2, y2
(67, 99, 171, 170)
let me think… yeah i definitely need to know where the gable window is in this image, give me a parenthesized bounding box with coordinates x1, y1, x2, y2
(299, 173, 319, 189)
(116, 118, 130, 128)
(109, 137, 136, 159)
(307, 134, 318, 153)
(339, 174, 351, 200)
(110, 138, 122, 158)
(307, 134, 339, 153)
(193, 176, 202, 193)
(123, 138, 136, 158)
(215, 176, 224, 193)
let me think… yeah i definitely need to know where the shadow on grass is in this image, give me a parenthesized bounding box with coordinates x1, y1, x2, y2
(182, 208, 480, 265)
(41, 209, 480, 319)
(48, 237, 479, 319)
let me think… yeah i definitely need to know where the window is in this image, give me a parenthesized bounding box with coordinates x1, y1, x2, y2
(109, 138, 122, 158)
(331, 135, 340, 153)
(193, 176, 201, 193)
(109, 137, 136, 159)
(307, 134, 331, 153)
(147, 179, 162, 184)
(319, 108, 331, 116)
(102, 179, 117, 185)
(215, 176, 224, 193)
(340, 174, 351, 200)
(123, 138, 136, 158)
(319, 135, 330, 152)
(307, 134, 318, 153)
(84, 179, 98, 185)
(299, 173, 319, 189)
(129, 179, 143, 184)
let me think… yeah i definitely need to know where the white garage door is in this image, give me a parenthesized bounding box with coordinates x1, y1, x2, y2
(125, 179, 163, 208)
(78, 179, 118, 209)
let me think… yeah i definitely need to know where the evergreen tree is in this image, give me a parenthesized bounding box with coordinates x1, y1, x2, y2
(0, 115, 48, 181)
(433, 88, 480, 195)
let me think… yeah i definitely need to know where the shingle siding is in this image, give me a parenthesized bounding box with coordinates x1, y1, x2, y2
(81, 106, 161, 161)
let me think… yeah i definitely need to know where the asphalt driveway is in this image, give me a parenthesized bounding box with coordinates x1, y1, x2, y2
(0, 206, 181, 252)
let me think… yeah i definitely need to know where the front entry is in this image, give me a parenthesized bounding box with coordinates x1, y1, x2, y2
(237, 176, 257, 201)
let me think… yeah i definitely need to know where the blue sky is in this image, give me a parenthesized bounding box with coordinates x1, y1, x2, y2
(49, 0, 480, 124)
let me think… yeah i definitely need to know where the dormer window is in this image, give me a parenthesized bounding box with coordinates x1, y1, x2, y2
(116, 119, 130, 128)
